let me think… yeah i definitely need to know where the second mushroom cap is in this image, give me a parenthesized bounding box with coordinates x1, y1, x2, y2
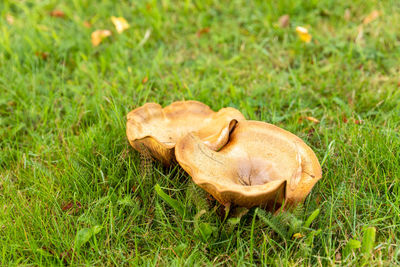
(175, 120, 322, 209)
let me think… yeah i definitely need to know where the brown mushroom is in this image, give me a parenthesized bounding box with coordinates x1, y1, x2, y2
(175, 121, 322, 209)
(126, 101, 245, 166)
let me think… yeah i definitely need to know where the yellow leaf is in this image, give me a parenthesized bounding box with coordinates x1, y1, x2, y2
(111, 16, 130, 34)
(304, 116, 320, 123)
(6, 14, 15, 25)
(91, 30, 112, 46)
(292, 233, 304, 239)
(296, 26, 312, 43)
(363, 10, 380, 25)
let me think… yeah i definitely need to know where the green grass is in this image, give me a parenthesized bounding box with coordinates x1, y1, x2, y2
(1, 0, 400, 265)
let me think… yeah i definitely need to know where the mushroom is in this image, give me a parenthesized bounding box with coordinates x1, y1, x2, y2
(175, 121, 322, 209)
(126, 101, 245, 166)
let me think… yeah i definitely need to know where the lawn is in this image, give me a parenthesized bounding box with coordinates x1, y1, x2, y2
(1, 0, 400, 265)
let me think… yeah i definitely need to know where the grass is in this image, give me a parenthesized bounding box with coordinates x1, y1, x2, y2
(1, 0, 400, 265)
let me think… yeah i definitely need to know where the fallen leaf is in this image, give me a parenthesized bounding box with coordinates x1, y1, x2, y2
(111, 16, 130, 34)
(6, 14, 14, 25)
(278, 14, 290, 28)
(50, 10, 65, 18)
(344, 9, 351, 21)
(197, 27, 210, 37)
(59, 249, 74, 263)
(142, 76, 148, 84)
(83, 21, 92, 28)
(355, 25, 364, 44)
(347, 96, 354, 106)
(91, 30, 112, 46)
(62, 202, 73, 211)
(307, 128, 315, 137)
(62, 201, 82, 212)
(315, 195, 321, 205)
(292, 233, 304, 239)
(304, 116, 320, 123)
(7, 101, 16, 107)
(35, 52, 49, 60)
(296, 26, 312, 43)
(335, 252, 342, 261)
(363, 10, 380, 25)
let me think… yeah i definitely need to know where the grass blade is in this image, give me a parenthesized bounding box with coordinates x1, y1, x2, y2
(154, 184, 185, 217)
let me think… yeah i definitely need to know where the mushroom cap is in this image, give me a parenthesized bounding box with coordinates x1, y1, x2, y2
(126, 101, 245, 166)
(175, 120, 322, 208)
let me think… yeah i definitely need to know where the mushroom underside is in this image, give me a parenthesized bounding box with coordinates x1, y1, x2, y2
(126, 101, 245, 165)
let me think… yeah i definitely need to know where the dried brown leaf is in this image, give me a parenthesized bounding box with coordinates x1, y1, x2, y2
(278, 14, 290, 28)
(62, 201, 82, 212)
(83, 21, 92, 28)
(335, 252, 342, 261)
(344, 9, 351, 21)
(363, 10, 380, 25)
(7, 101, 16, 107)
(62, 202, 73, 211)
(35, 52, 49, 60)
(50, 10, 65, 18)
(307, 128, 315, 137)
(59, 248, 74, 263)
(315, 195, 321, 205)
(197, 27, 210, 37)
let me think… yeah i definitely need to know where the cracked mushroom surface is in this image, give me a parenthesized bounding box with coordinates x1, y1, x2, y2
(126, 101, 245, 166)
(175, 120, 322, 209)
